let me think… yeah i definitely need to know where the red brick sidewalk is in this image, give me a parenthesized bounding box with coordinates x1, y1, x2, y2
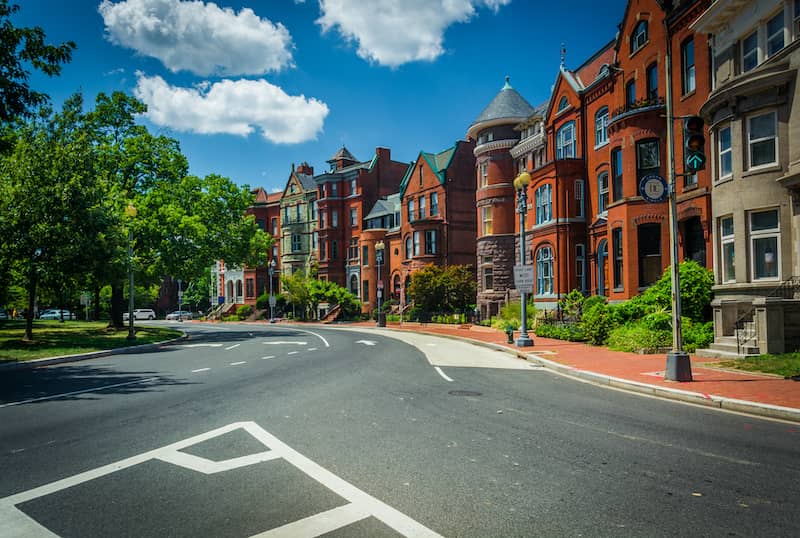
(346, 321, 800, 417)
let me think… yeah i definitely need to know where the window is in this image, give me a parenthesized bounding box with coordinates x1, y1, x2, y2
(681, 38, 695, 95)
(271, 217, 278, 236)
(479, 162, 489, 188)
(638, 223, 661, 287)
(312, 231, 318, 250)
(425, 230, 437, 255)
(348, 238, 358, 260)
(742, 31, 758, 72)
(295, 204, 301, 222)
(331, 182, 338, 196)
(611, 148, 623, 201)
(536, 247, 554, 295)
(350, 207, 358, 227)
(430, 192, 439, 216)
(598, 172, 609, 214)
(684, 172, 698, 188)
(362, 245, 368, 266)
(748, 111, 777, 168)
(283, 206, 290, 223)
(246, 278, 254, 298)
(626, 80, 636, 107)
(418, 166, 423, 187)
(331, 211, 338, 228)
(405, 236, 412, 259)
(481, 205, 493, 236)
(631, 20, 648, 53)
(718, 125, 732, 179)
(407, 199, 415, 221)
(311, 201, 318, 221)
(257, 219, 265, 231)
(535, 184, 552, 225)
(556, 122, 575, 159)
(750, 209, 780, 280)
(576, 244, 586, 291)
(575, 179, 584, 218)
(331, 240, 338, 260)
(557, 96, 569, 112)
(320, 240, 326, 260)
(349, 274, 358, 295)
(720, 216, 735, 283)
(484, 266, 494, 290)
(766, 11, 785, 57)
(595, 107, 609, 146)
(646, 62, 658, 100)
(413, 231, 420, 256)
(272, 245, 278, 259)
(636, 139, 660, 179)
(350, 178, 357, 195)
(321, 210, 327, 229)
(419, 196, 426, 218)
(362, 281, 369, 302)
(612, 228, 623, 290)
(291, 234, 301, 252)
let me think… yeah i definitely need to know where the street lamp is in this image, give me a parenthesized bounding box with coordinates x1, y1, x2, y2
(513, 172, 534, 347)
(375, 241, 385, 327)
(268, 258, 276, 323)
(125, 204, 137, 340)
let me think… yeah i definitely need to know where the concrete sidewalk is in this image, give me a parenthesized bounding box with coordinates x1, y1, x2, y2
(346, 321, 800, 423)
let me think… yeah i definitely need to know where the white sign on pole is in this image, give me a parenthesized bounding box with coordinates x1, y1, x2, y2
(513, 265, 534, 294)
(269, 296, 277, 307)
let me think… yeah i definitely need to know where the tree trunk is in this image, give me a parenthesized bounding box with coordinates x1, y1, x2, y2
(109, 280, 124, 329)
(24, 266, 37, 341)
(93, 284, 101, 321)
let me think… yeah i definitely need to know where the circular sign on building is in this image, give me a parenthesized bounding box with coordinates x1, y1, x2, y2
(639, 174, 668, 203)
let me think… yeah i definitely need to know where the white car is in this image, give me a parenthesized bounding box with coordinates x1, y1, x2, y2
(123, 309, 157, 321)
(39, 309, 76, 320)
(166, 310, 193, 321)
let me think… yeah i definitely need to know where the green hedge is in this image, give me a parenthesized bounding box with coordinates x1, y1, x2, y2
(534, 322, 585, 342)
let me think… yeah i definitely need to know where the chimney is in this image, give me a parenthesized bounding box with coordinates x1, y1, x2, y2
(297, 161, 314, 175)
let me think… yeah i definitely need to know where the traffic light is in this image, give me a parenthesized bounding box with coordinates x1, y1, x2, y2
(683, 115, 706, 173)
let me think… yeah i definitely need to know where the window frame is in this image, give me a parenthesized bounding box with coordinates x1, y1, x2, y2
(575, 179, 584, 219)
(557, 95, 569, 112)
(291, 233, 301, 252)
(407, 199, 415, 222)
(413, 231, 420, 256)
(430, 192, 439, 216)
(749, 209, 780, 281)
(556, 121, 576, 160)
(719, 215, 735, 283)
(481, 205, 493, 236)
(747, 110, 778, 170)
(681, 38, 696, 95)
(626, 79, 636, 107)
(595, 106, 609, 147)
(741, 30, 758, 72)
(611, 148, 623, 202)
(631, 20, 648, 53)
(350, 207, 358, 227)
(534, 184, 553, 225)
(598, 172, 609, 215)
(479, 161, 489, 188)
(424, 229, 437, 255)
(717, 124, 732, 180)
(419, 196, 426, 219)
(535, 246, 554, 296)
(612, 227, 623, 290)
(766, 10, 785, 58)
(576, 244, 586, 292)
(362, 245, 369, 266)
(646, 62, 659, 100)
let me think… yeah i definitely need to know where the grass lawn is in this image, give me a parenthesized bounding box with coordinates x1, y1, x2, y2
(717, 353, 800, 378)
(0, 321, 183, 363)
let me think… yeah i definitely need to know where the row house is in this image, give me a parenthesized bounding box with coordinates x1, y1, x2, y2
(695, 0, 800, 354)
(471, 0, 713, 316)
(279, 162, 318, 277)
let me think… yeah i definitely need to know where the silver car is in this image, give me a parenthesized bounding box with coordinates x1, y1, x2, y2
(166, 310, 193, 321)
(39, 309, 76, 320)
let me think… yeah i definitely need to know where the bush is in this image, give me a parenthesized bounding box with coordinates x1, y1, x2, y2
(558, 289, 586, 320)
(682, 318, 714, 352)
(641, 310, 672, 332)
(580, 302, 619, 345)
(236, 305, 253, 320)
(498, 300, 535, 330)
(535, 322, 585, 342)
(582, 294, 607, 312)
(607, 322, 671, 353)
(638, 260, 713, 322)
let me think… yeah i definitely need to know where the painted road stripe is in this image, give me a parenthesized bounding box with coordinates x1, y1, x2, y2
(230, 361, 246, 366)
(253, 503, 370, 537)
(191, 368, 211, 373)
(225, 344, 241, 351)
(287, 351, 299, 355)
(264, 341, 307, 346)
(285, 328, 330, 348)
(261, 356, 276, 360)
(434, 367, 454, 383)
(0, 378, 158, 409)
(177, 343, 223, 348)
(308, 348, 318, 352)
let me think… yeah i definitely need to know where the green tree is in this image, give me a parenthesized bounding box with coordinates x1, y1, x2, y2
(281, 270, 311, 320)
(407, 264, 476, 314)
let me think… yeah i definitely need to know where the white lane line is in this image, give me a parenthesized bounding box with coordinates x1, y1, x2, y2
(230, 361, 246, 366)
(0, 378, 158, 409)
(253, 503, 370, 537)
(285, 328, 330, 348)
(225, 344, 241, 351)
(287, 351, 299, 355)
(191, 368, 211, 373)
(434, 367, 454, 383)
(308, 348, 318, 352)
(260, 356, 276, 360)
(264, 341, 307, 346)
(177, 343, 223, 348)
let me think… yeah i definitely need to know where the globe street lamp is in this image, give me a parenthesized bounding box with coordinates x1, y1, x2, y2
(375, 241, 386, 327)
(268, 258, 276, 323)
(513, 172, 534, 347)
(125, 204, 137, 340)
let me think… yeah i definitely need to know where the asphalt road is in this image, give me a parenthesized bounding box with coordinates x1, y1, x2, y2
(0, 322, 798, 537)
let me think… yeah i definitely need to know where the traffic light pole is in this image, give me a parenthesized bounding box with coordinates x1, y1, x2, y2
(663, 20, 692, 382)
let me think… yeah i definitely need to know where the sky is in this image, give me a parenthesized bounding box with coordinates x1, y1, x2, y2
(17, 0, 626, 193)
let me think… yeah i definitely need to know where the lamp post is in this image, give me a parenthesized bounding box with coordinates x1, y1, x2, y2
(125, 204, 137, 340)
(514, 172, 534, 347)
(268, 258, 276, 322)
(375, 241, 385, 327)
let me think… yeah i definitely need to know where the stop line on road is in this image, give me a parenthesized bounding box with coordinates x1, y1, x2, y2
(0, 422, 442, 538)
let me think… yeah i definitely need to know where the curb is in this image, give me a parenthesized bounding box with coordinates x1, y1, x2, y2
(372, 327, 800, 424)
(0, 333, 189, 372)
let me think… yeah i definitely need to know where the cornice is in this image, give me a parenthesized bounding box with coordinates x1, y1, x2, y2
(510, 132, 545, 159)
(474, 138, 518, 157)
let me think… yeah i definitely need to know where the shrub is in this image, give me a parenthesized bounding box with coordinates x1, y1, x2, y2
(535, 322, 585, 342)
(558, 289, 586, 320)
(607, 322, 671, 353)
(499, 300, 535, 330)
(580, 302, 619, 345)
(236, 305, 253, 320)
(682, 318, 714, 352)
(641, 310, 672, 332)
(638, 260, 713, 322)
(582, 294, 607, 312)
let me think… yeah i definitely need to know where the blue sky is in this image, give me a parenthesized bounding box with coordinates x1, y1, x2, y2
(18, 0, 625, 193)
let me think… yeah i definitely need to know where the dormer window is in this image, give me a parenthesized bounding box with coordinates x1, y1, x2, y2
(631, 20, 648, 53)
(557, 96, 569, 112)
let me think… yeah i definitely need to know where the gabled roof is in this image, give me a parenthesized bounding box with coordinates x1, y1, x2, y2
(467, 77, 535, 138)
(364, 193, 400, 221)
(296, 172, 316, 191)
(399, 143, 459, 198)
(327, 146, 358, 163)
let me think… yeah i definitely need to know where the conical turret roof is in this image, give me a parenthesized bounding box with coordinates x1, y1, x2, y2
(469, 77, 535, 130)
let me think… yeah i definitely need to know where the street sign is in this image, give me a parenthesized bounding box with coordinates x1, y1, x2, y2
(377, 290, 383, 298)
(269, 296, 277, 307)
(513, 265, 534, 294)
(377, 280, 384, 290)
(80, 293, 90, 306)
(639, 174, 668, 203)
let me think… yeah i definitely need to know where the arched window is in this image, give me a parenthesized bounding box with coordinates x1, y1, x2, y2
(597, 239, 608, 296)
(536, 246, 554, 295)
(595, 106, 609, 146)
(393, 274, 401, 299)
(557, 96, 569, 112)
(631, 20, 648, 53)
(236, 280, 243, 298)
(556, 121, 576, 159)
(349, 274, 358, 295)
(535, 184, 552, 225)
(405, 236, 412, 259)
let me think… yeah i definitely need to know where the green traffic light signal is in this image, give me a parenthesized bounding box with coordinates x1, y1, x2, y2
(683, 115, 706, 173)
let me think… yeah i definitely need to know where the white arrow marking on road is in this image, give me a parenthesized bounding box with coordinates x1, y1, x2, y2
(263, 341, 307, 345)
(355, 340, 377, 346)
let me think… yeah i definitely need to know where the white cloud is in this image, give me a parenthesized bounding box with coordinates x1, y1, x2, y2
(316, 0, 511, 67)
(99, 0, 294, 76)
(134, 74, 329, 144)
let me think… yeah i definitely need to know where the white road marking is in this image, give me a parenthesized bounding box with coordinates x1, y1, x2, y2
(261, 356, 276, 360)
(0, 378, 158, 409)
(0, 422, 442, 538)
(264, 341, 307, 346)
(287, 351, 299, 355)
(191, 368, 211, 373)
(285, 328, 330, 348)
(177, 343, 223, 348)
(225, 344, 241, 351)
(307, 348, 318, 352)
(355, 340, 377, 346)
(230, 361, 246, 366)
(434, 367, 454, 382)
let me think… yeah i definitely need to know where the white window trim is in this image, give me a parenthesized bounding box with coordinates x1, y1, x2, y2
(479, 162, 489, 188)
(747, 110, 778, 171)
(598, 172, 609, 216)
(481, 205, 492, 236)
(719, 216, 735, 284)
(717, 124, 733, 181)
(413, 231, 420, 256)
(594, 108, 609, 148)
(741, 29, 759, 73)
(556, 122, 576, 159)
(749, 209, 781, 282)
(536, 247, 555, 296)
(765, 9, 786, 59)
(576, 244, 586, 291)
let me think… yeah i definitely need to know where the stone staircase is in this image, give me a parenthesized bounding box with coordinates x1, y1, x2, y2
(696, 320, 760, 359)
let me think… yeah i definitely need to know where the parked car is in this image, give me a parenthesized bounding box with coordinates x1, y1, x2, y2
(0, 308, 8, 320)
(123, 309, 157, 321)
(39, 309, 76, 320)
(166, 310, 193, 321)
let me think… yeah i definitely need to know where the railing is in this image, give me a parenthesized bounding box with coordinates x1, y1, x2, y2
(610, 96, 665, 122)
(733, 276, 799, 354)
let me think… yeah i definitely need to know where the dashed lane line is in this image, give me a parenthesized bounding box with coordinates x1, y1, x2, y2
(225, 344, 241, 351)
(260, 356, 276, 360)
(287, 351, 299, 355)
(230, 361, 247, 366)
(0, 378, 159, 409)
(308, 348, 318, 352)
(191, 368, 211, 373)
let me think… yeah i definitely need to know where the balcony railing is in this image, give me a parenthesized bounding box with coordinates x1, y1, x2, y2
(609, 96, 665, 123)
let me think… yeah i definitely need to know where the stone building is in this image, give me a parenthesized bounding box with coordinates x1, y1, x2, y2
(279, 162, 318, 277)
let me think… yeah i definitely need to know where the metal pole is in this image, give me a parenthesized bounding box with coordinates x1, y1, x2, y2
(269, 265, 274, 322)
(663, 17, 692, 381)
(178, 279, 183, 322)
(516, 186, 533, 347)
(127, 226, 136, 340)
